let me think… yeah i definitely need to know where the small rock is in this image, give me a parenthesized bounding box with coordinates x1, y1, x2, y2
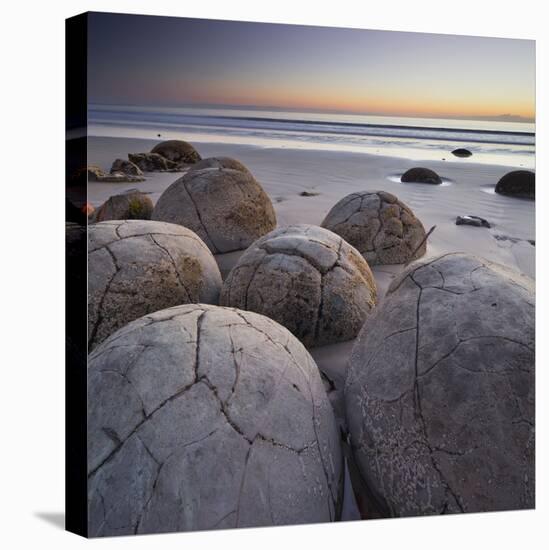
(299, 191, 320, 197)
(452, 148, 473, 158)
(456, 215, 491, 228)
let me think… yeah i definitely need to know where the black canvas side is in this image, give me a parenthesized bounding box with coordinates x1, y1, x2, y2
(65, 11, 88, 538)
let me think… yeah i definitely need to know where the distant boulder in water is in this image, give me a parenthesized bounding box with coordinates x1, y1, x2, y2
(401, 167, 442, 185)
(452, 148, 473, 158)
(495, 170, 535, 199)
(151, 139, 201, 164)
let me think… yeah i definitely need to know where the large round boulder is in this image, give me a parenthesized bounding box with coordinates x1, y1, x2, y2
(321, 191, 427, 265)
(152, 167, 277, 253)
(345, 253, 534, 516)
(88, 220, 222, 350)
(401, 167, 442, 185)
(151, 139, 201, 164)
(188, 156, 252, 175)
(495, 170, 535, 199)
(88, 304, 342, 536)
(220, 225, 377, 347)
(93, 191, 153, 222)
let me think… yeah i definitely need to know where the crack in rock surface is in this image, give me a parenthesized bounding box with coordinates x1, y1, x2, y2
(220, 224, 377, 347)
(88, 220, 222, 350)
(88, 304, 342, 536)
(321, 190, 427, 266)
(344, 252, 534, 516)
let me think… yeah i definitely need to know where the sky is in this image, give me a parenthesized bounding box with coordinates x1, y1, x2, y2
(87, 12, 535, 121)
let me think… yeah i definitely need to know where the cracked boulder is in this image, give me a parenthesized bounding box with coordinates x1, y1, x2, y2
(151, 139, 201, 164)
(88, 304, 343, 536)
(152, 167, 277, 253)
(220, 225, 377, 347)
(345, 253, 535, 516)
(93, 191, 154, 222)
(321, 191, 427, 265)
(88, 220, 222, 350)
(128, 153, 182, 172)
(110, 158, 144, 176)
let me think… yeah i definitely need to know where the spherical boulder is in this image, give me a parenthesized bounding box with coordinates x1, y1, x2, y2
(401, 167, 442, 185)
(345, 253, 534, 516)
(495, 170, 535, 199)
(151, 139, 201, 164)
(451, 148, 472, 158)
(88, 220, 222, 350)
(93, 191, 153, 222)
(321, 191, 427, 265)
(88, 304, 342, 536)
(220, 225, 377, 347)
(152, 167, 277, 253)
(188, 156, 252, 175)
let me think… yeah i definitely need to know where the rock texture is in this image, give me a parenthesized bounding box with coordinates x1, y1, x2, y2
(152, 167, 277, 253)
(93, 191, 154, 222)
(151, 139, 201, 164)
(345, 253, 534, 516)
(451, 148, 473, 158)
(128, 153, 181, 172)
(188, 156, 252, 175)
(495, 170, 535, 199)
(110, 159, 144, 176)
(321, 191, 427, 265)
(401, 167, 442, 185)
(220, 225, 377, 347)
(73, 164, 145, 183)
(88, 304, 342, 536)
(88, 220, 222, 350)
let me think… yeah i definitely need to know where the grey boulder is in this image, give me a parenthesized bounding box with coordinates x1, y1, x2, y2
(88, 304, 342, 536)
(220, 224, 377, 347)
(110, 158, 144, 176)
(188, 156, 252, 175)
(151, 139, 201, 164)
(152, 167, 277, 253)
(88, 220, 222, 350)
(93, 191, 153, 222)
(128, 152, 182, 172)
(345, 253, 534, 516)
(321, 191, 427, 265)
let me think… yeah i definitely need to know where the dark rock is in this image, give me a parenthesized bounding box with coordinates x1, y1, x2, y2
(452, 148, 473, 158)
(456, 215, 491, 228)
(299, 191, 321, 197)
(128, 152, 181, 172)
(495, 170, 535, 199)
(110, 158, 143, 176)
(401, 167, 442, 185)
(93, 191, 154, 222)
(151, 139, 201, 164)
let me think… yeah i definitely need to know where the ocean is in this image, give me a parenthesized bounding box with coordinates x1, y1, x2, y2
(88, 104, 535, 168)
